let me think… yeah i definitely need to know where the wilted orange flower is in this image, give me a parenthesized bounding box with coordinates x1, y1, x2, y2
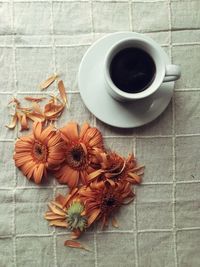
(88, 152, 144, 185)
(45, 188, 91, 239)
(14, 122, 65, 184)
(79, 181, 135, 229)
(55, 122, 104, 188)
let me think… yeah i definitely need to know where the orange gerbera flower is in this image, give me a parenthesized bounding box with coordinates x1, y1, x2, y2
(55, 122, 104, 188)
(14, 122, 65, 184)
(45, 188, 94, 239)
(88, 152, 144, 185)
(79, 181, 135, 229)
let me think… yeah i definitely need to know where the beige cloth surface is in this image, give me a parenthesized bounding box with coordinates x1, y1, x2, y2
(0, 0, 200, 266)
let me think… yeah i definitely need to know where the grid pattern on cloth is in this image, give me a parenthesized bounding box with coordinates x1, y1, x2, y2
(0, 0, 200, 266)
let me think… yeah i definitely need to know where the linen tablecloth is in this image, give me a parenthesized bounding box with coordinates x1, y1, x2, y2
(0, 0, 200, 266)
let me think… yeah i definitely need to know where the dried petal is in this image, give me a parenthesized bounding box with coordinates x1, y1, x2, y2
(87, 209, 101, 226)
(128, 172, 142, 184)
(58, 80, 67, 104)
(132, 165, 145, 172)
(17, 107, 32, 112)
(9, 98, 21, 108)
(87, 169, 103, 181)
(64, 240, 90, 251)
(39, 74, 58, 90)
(48, 203, 66, 216)
(62, 188, 79, 208)
(51, 200, 66, 210)
(26, 112, 45, 122)
(24, 96, 46, 102)
(32, 101, 43, 114)
(44, 214, 65, 220)
(112, 217, 119, 228)
(6, 114, 18, 129)
(20, 113, 29, 131)
(49, 220, 68, 227)
(45, 106, 64, 120)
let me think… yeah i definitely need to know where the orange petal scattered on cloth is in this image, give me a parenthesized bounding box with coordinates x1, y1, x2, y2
(20, 113, 29, 131)
(49, 220, 68, 227)
(6, 114, 18, 129)
(58, 80, 68, 104)
(6, 75, 68, 131)
(64, 240, 90, 251)
(39, 74, 58, 90)
(32, 101, 43, 114)
(112, 217, 119, 228)
(26, 112, 45, 122)
(24, 96, 46, 102)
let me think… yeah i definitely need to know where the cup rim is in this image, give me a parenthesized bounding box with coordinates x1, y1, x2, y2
(104, 37, 166, 100)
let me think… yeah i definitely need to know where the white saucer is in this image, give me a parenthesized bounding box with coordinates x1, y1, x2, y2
(78, 32, 174, 128)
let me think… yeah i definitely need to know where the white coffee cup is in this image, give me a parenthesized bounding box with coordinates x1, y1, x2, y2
(104, 33, 181, 102)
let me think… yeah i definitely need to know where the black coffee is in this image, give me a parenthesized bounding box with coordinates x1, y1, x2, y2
(110, 47, 156, 93)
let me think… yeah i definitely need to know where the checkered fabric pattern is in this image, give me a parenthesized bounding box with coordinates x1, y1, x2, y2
(0, 0, 200, 266)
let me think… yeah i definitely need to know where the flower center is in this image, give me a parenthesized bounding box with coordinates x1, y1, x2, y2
(33, 142, 47, 162)
(101, 195, 118, 214)
(105, 198, 115, 206)
(72, 150, 82, 162)
(66, 201, 87, 231)
(66, 144, 87, 170)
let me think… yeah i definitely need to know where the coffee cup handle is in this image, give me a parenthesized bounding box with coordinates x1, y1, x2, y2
(163, 64, 181, 82)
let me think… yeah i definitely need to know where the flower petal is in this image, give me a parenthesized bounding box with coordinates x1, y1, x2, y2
(39, 73, 58, 90)
(80, 122, 90, 138)
(48, 133, 61, 147)
(14, 155, 33, 167)
(60, 122, 78, 141)
(49, 220, 68, 227)
(87, 169, 103, 182)
(112, 217, 119, 228)
(44, 214, 65, 220)
(48, 203, 66, 216)
(128, 172, 142, 184)
(65, 169, 79, 189)
(56, 165, 79, 188)
(33, 164, 44, 184)
(40, 125, 55, 142)
(58, 80, 67, 104)
(87, 209, 101, 226)
(64, 240, 90, 251)
(20, 161, 35, 177)
(6, 114, 18, 129)
(33, 122, 42, 140)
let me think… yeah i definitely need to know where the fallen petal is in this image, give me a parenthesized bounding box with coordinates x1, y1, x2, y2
(32, 101, 43, 114)
(112, 217, 119, 228)
(39, 74, 58, 90)
(5, 114, 18, 129)
(64, 240, 90, 251)
(58, 80, 68, 104)
(20, 113, 29, 131)
(24, 96, 46, 102)
(26, 112, 45, 122)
